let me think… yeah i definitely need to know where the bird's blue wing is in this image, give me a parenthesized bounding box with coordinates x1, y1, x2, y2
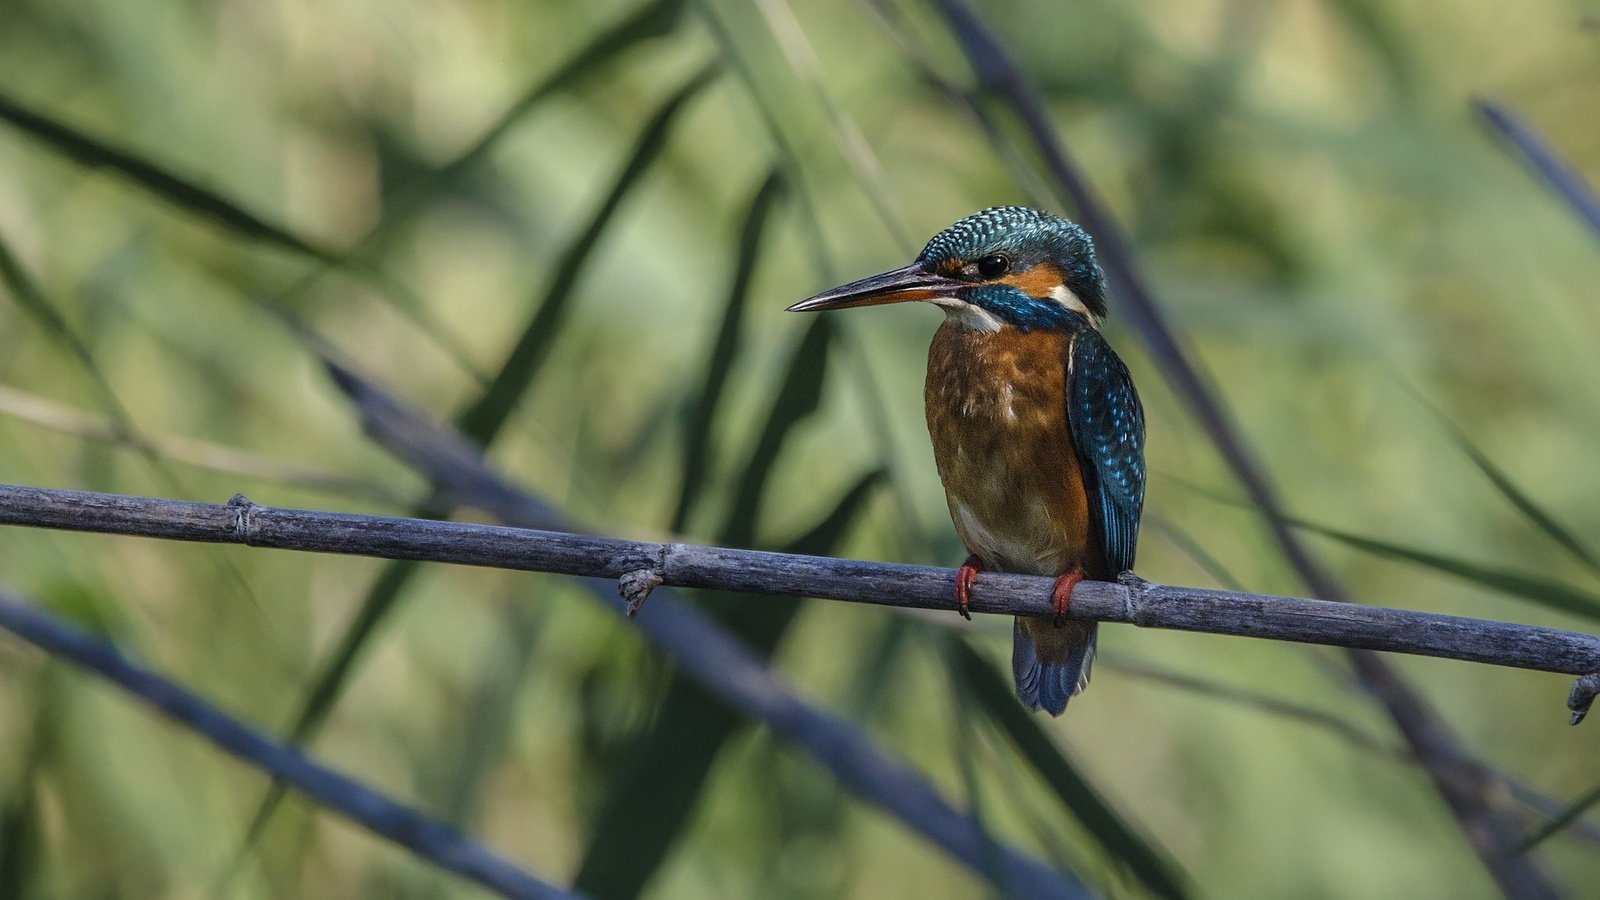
(1066, 330, 1145, 575)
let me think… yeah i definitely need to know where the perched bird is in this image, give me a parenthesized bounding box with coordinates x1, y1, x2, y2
(788, 207, 1145, 715)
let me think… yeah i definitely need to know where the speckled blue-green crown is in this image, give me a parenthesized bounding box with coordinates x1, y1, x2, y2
(918, 206, 1107, 317)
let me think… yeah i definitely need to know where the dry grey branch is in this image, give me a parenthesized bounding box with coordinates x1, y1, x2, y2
(0, 587, 579, 900)
(1, 482, 1596, 724)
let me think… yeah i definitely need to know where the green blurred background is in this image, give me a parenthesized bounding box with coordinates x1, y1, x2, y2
(1, 0, 1598, 896)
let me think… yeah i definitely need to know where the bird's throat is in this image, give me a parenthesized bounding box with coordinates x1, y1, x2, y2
(934, 299, 1005, 334)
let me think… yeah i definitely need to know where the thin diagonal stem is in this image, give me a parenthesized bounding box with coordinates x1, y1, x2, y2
(0, 589, 579, 900)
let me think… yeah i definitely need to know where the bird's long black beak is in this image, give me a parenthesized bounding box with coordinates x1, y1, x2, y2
(785, 262, 961, 312)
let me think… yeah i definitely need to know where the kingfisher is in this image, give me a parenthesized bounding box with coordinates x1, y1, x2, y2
(788, 207, 1145, 715)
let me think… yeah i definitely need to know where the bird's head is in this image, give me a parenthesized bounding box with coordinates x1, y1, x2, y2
(787, 206, 1106, 333)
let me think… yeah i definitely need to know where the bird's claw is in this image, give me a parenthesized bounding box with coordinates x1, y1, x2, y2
(954, 555, 981, 621)
(1050, 569, 1084, 628)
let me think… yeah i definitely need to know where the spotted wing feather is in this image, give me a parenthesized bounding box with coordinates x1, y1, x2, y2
(1066, 330, 1145, 576)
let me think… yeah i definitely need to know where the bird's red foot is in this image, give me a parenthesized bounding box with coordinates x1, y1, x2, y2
(954, 555, 981, 621)
(1050, 569, 1084, 627)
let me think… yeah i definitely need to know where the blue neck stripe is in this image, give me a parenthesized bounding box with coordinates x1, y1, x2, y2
(961, 285, 1091, 333)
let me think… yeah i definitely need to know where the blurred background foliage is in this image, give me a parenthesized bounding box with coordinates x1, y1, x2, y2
(0, 0, 1598, 896)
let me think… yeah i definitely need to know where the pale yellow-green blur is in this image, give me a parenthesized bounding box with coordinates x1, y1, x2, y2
(1, 1, 1597, 897)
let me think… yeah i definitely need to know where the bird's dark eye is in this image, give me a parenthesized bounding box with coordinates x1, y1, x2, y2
(976, 254, 1010, 278)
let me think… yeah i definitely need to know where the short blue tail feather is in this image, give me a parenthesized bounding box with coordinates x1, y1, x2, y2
(1012, 619, 1097, 716)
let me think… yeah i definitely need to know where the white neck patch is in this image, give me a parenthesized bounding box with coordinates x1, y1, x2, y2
(1048, 283, 1099, 327)
(933, 298, 1004, 333)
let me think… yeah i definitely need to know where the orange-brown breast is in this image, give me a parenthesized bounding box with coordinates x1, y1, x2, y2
(924, 322, 1098, 579)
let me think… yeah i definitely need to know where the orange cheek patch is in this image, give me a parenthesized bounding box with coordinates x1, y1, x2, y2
(1000, 263, 1067, 298)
